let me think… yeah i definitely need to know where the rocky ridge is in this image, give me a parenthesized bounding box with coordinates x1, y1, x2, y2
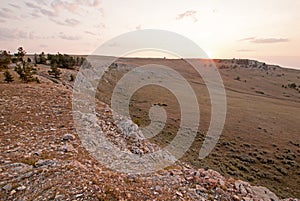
(0, 81, 299, 200)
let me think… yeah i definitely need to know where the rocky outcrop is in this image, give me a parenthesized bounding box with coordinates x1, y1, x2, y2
(0, 83, 298, 200)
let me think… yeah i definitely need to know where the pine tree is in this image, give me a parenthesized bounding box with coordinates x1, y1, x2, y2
(48, 62, 61, 78)
(3, 70, 13, 83)
(0, 50, 11, 71)
(14, 47, 37, 83)
(39, 52, 47, 64)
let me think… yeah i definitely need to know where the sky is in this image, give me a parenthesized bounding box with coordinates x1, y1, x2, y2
(0, 0, 299, 69)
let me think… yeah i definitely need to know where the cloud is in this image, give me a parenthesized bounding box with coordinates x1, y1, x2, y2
(236, 49, 256, 52)
(239, 37, 256, 41)
(76, 0, 102, 7)
(40, 44, 48, 48)
(40, 8, 57, 17)
(0, 28, 31, 40)
(2, 8, 12, 12)
(25, 2, 40, 9)
(58, 33, 81, 40)
(50, 0, 102, 15)
(176, 10, 198, 22)
(51, 18, 80, 26)
(0, 28, 52, 40)
(251, 38, 289, 43)
(65, 18, 80, 26)
(85, 31, 97, 35)
(94, 23, 106, 29)
(33, 0, 48, 6)
(51, 0, 78, 14)
(9, 3, 21, 9)
(30, 12, 41, 18)
(0, 8, 15, 19)
(239, 37, 289, 44)
(23, 0, 103, 19)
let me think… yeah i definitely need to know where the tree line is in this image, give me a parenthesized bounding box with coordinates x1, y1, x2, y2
(1, 47, 85, 83)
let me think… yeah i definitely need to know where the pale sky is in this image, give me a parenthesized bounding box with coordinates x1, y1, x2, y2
(0, 0, 299, 69)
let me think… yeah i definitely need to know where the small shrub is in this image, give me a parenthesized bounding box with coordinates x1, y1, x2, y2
(0, 50, 11, 71)
(132, 117, 142, 126)
(288, 83, 297, 89)
(14, 47, 37, 82)
(235, 76, 240, 81)
(3, 70, 14, 82)
(70, 74, 74, 82)
(276, 167, 288, 175)
(255, 91, 265, 94)
(35, 77, 40, 83)
(48, 62, 61, 78)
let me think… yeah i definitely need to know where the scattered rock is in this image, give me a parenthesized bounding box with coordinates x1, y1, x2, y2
(10, 190, 16, 196)
(233, 195, 240, 201)
(252, 186, 279, 201)
(62, 133, 75, 141)
(0, 81, 298, 201)
(176, 191, 183, 197)
(2, 183, 12, 192)
(59, 144, 75, 152)
(75, 194, 83, 198)
(17, 185, 26, 191)
(34, 159, 56, 168)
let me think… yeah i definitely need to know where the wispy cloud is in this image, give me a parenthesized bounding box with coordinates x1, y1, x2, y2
(65, 18, 80, 26)
(236, 49, 256, 52)
(0, 28, 35, 40)
(9, 3, 20, 9)
(176, 10, 198, 22)
(58, 33, 81, 40)
(240, 37, 289, 44)
(51, 18, 80, 26)
(251, 38, 289, 43)
(0, 8, 15, 19)
(94, 23, 106, 29)
(239, 37, 256, 41)
(23, 0, 103, 18)
(50, 0, 102, 15)
(32, 0, 48, 6)
(85, 31, 97, 35)
(25, 2, 40, 9)
(30, 12, 41, 18)
(0, 28, 54, 40)
(40, 8, 57, 17)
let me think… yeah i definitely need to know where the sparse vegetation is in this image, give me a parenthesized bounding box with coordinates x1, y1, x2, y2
(132, 117, 142, 126)
(3, 70, 14, 83)
(14, 47, 38, 83)
(234, 76, 240, 81)
(288, 83, 297, 89)
(70, 74, 75, 82)
(47, 53, 85, 69)
(48, 62, 62, 78)
(0, 50, 11, 71)
(1, 54, 299, 199)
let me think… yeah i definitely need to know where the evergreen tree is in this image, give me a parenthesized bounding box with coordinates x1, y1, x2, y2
(34, 53, 38, 64)
(0, 50, 11, 71)
(39, 52, 47, 64)
(3, 70, 13, 83)
(48, 62, 61, 78)
(14, 47, 37, 82)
